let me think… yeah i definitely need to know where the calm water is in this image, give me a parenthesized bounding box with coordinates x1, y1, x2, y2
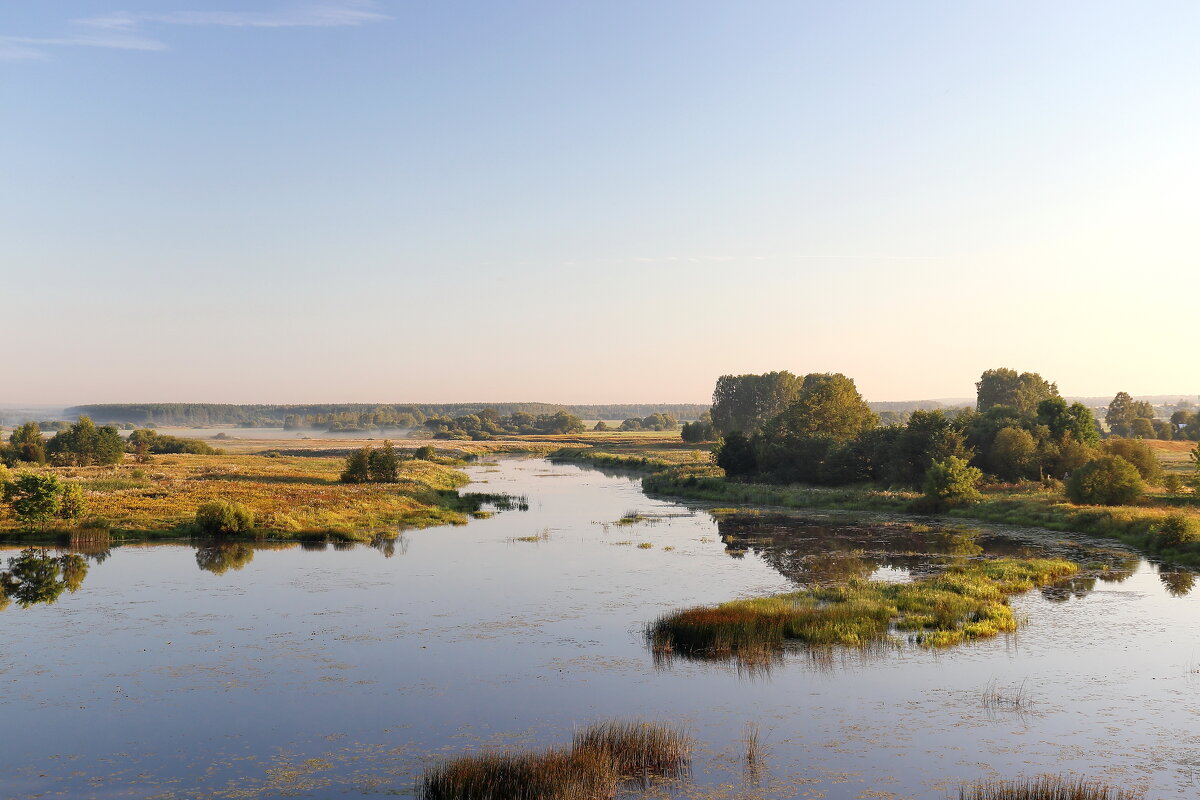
(2, 458, 1199, 799)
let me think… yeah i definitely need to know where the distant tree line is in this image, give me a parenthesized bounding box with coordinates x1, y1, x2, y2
(423, 410, 586, 440)
(710, 368, 1168, 507)
(65, 403, 710, 428)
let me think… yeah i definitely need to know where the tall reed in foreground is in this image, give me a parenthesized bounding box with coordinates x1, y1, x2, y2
(418, 720, 690, 800)
(959, 775, 1142, 800)
(571, 720, 690, 778)
(417, 749, 616, 800)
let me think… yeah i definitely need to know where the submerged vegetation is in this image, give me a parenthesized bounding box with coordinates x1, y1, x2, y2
(418, 721, 690, 800)
(648, 557, 1080, 664)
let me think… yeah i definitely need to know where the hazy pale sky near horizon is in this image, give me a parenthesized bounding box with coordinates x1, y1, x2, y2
(4, 1, 1197, 405)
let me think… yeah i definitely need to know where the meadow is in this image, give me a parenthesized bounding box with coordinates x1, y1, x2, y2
(0, 449, 478, 542)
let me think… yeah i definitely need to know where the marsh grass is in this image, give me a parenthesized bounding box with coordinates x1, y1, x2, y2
(417, 748, 616, 800)
(571, 721, 691, 779)
(959, 775, 1141, 800)
(512, 528, 552, 543)
(418, 721, 690, 800)
(0, 454, 478, 542)
(648, 558, 1079, 663)
(981, 679, 1034, 712)
(741, 722, 761, 767)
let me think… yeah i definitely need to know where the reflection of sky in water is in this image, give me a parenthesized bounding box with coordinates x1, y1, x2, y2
(1, 458, 1198, 799)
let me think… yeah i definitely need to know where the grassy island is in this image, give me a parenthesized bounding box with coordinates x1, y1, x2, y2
(648, 557, 1080, 664)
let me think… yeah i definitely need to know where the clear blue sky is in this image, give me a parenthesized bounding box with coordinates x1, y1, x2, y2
(4, 1, 1197, 404)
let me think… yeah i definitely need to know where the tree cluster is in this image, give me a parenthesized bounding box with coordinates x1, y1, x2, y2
(712, 369, 1158, 506)
(127, 429, 222, 458)
(680, 412, 716, 443)
(618, 413, 678, 432)
(1106, 392, 1175, 439)
(340, 441, 402, 483)
(422, 410, 585, 440)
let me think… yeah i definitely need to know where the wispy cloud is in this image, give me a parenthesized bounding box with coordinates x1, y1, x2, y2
(4, 1, 387, 61)
(77, 2, 388, 31)
(0, 32, 167, 60)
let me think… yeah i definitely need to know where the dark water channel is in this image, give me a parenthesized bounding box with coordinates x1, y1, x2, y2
(2, 458, 1198, 798)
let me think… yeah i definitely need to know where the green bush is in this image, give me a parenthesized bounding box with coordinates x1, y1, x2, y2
(58, 482, 87, 522)
(1066, 456, 1146, 506)
(3, 473, 64, 529)
(1154, 514, 1199, 550)
(915, 456, 983, 513)
(1101, 438, 1162, 484)
(194, 501, 255, 534)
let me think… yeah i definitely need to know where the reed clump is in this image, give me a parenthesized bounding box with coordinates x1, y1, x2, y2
(418, 748, 616, 800)
(648, 558, 1078, 661)
(418, 720, 690, 800)
(571, 721, 691, 779)
(959, 775, 1141, 800)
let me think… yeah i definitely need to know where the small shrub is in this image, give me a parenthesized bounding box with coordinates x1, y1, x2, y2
(1065, 456, 1145, 506)
(58, 482, 87, 522)
(1154, 514, 1199, 550)
(194, 501, 255, 534)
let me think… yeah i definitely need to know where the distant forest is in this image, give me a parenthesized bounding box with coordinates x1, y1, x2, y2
(64, 403, 712, 429)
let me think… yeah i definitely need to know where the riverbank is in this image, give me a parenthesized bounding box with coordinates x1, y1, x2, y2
(552, 446, 1200, 567)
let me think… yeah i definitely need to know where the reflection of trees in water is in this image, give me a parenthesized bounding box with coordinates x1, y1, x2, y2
(1040, 576, 1097, 602)
(0, 548, 90, 609)
(1160, 570, 1196, 597)
(371, 534, 407, 558)
(195, 543, 255, 575)
(712, 514, 1142, 601)
(713, 516, 999, 587)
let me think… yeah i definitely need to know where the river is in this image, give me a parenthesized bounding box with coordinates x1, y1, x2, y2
(1, 457, 1197, 798)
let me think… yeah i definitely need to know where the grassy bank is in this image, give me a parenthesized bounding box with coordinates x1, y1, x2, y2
(552, 442, 1200, 567)
(648, 557, 1079, 665)
(0, 452, 484, 543)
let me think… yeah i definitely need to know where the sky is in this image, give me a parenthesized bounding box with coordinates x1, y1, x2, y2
(3, 1, 1198, 405)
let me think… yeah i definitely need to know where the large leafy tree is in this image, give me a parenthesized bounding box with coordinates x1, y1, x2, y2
(710, 371, 803, 435)
(341, 446, 372, 483)
(368, 441, 400, 483)
(1106, 392, 1136, 437)
(886, 410, 972, 487)
(2, 473, 64, 530)
(975, 368, 1059, 415)
(9, 422, 46, 464)
(988, 427, 1039, 482)
(762, 373, 877, 443)
(1036, 398, 1100, 447)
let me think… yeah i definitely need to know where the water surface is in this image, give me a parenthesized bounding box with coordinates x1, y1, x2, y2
(2, 458, 1198, 798)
